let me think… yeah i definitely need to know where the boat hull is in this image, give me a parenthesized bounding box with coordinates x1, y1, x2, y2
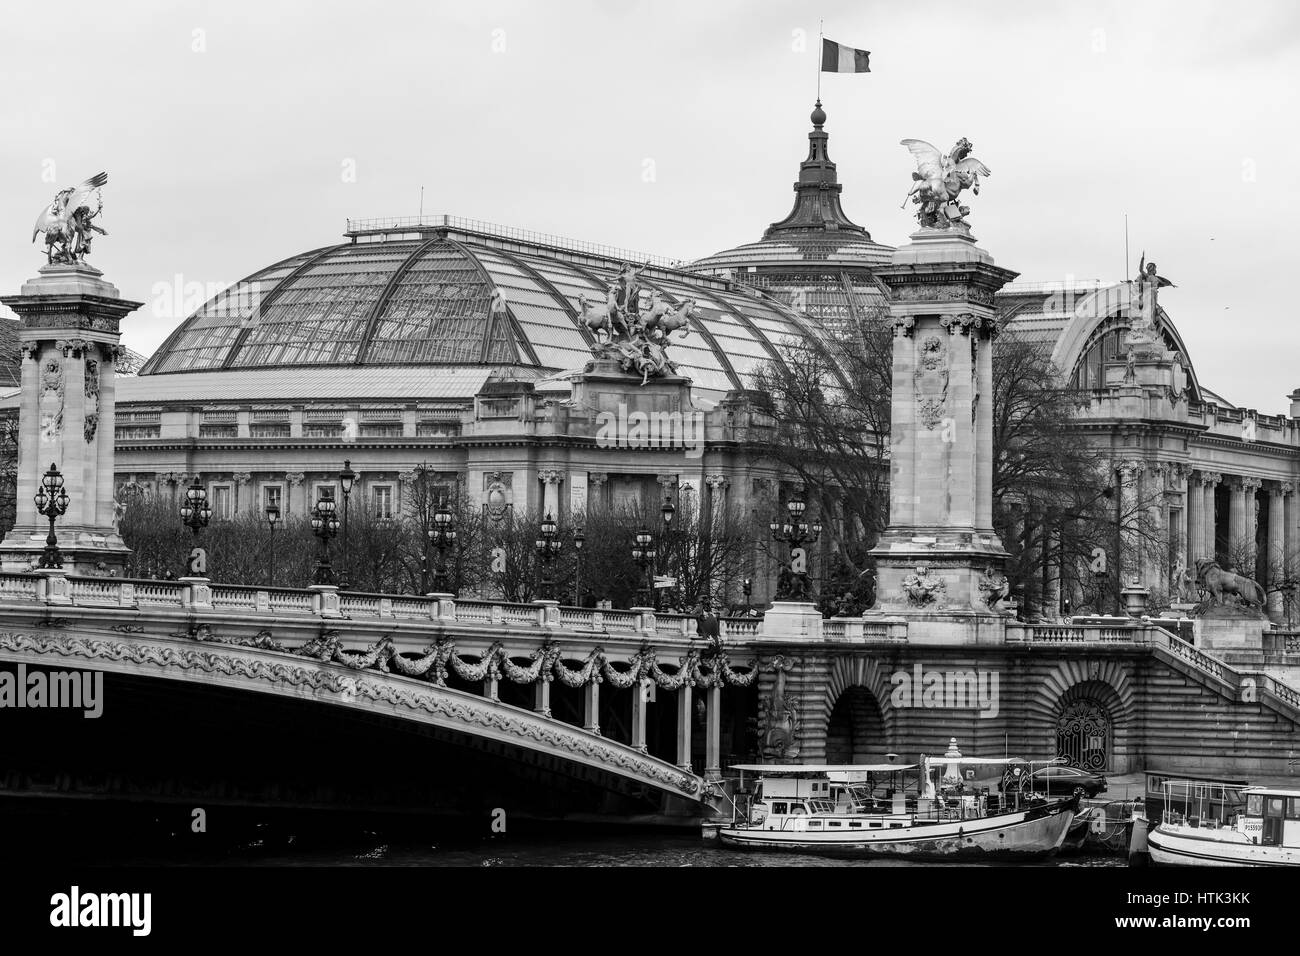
(1148, 826, 1300, 867)
(718, 800, 1075, 860)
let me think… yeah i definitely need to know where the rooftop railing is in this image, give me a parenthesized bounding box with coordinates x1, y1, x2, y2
(344, 214, 679, 269)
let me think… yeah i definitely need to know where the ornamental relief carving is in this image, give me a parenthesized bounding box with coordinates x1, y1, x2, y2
(39, 356, 64, 442)
(913, 335, 948, 431)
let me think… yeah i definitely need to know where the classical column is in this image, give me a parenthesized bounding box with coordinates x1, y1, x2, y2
(630, 680, 648, 753)
(1116, 460, 1145, 586)
(1202, 472, 1222, 562)
(483, 676, 499, 701)
(538, 468, 563, 518)
(533, 678, 551, 718)
(704, 474, 728, 523)
(704, 684, 722, 781)
(582, 681, 600, 735)
(1268, 482, 1290, 621)
(1187, 471, 1205, 564)
(1228, 477, 1247, 563)
(675, 684, 693, 771)
(1229, 477, 1261, 570)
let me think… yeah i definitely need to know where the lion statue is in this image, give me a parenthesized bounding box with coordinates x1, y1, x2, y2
(1194, 559, 1266, 609)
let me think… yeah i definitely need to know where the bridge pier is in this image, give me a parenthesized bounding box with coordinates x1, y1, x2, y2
(583, 682, 600, 734)
(704, 684, 722, 780)
(676, 684, 692, 771)
(631, 681, 648, 753)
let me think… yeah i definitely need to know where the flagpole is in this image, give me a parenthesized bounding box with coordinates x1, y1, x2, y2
(817, 19, 823, 101)
(1124, 214, 1130, 284)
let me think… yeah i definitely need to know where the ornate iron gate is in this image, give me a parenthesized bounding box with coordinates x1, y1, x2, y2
(1056, 700, 1109, 770)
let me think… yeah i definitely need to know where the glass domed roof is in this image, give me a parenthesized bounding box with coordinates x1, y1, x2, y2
(139, 218, 844, 398)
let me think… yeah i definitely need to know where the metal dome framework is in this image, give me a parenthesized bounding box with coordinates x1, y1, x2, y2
(139, 219, 848, 397)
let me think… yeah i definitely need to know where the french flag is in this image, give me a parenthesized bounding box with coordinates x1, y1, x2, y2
(821, 37, 871, 73)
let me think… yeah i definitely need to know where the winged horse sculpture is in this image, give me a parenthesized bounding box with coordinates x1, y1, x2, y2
(32, 172, 109, 264)
(899, 139, 990, 229)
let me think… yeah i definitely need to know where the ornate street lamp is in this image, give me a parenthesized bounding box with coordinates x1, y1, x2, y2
(630, 525, 656, 609)
(533, 511, 562, 601)
(572, 526, 586, 607)
(427, 497, 457, 594)
(179, 478, 212, 537)
(265, 502, 280, 587)
(770, 489, 822, 600)
(742, 577, 753, 617)
(338, 460, 356, 590)
(310, 488, 340, 585)
(661, 494, 676, 527)
(33, 463, 70, 569)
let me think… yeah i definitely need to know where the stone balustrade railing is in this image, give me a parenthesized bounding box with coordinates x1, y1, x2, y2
(1005, 623, 1151, 644)
(821, 618, 908, 642)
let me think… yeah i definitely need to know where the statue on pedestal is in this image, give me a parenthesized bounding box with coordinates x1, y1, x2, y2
(1193, 559, 1266, 615)
(32, 172, 109, 264)
(900, 138, 991, 228)
(1127, 253, 1174, 352)
(579, 262, 696, 384)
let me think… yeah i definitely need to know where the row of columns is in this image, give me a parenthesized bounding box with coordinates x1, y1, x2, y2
(482, 674, 722, 779)
(1121, 463, 1297, 620)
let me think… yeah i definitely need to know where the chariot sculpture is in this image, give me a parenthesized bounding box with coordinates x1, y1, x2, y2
(579, 262, 695, 384)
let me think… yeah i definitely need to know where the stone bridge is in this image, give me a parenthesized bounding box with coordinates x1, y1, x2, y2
(1, 572, 1298, 826)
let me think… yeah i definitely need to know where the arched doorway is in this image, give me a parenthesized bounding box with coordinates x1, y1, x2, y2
(825, 687, 884, 764)
(1055, 697, 1111, 771)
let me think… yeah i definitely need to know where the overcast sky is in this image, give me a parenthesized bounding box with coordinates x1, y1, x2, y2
(2, 0, 1298, 411)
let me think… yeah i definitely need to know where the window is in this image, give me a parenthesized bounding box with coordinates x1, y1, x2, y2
(1246, 794, 1263, 816)
(360, 422, 404, 439)
(312, 483, 338, 509)
(263, 484, 284, 515)
(250, 422, 290, 439)
(1286, 798, 1300, 820)
(305, 423, 344, 439)
(199, 424, 238, 439)
(372, 484, 395, 520)
(772, 802, 788, 815)
(210, 483, 233, 521)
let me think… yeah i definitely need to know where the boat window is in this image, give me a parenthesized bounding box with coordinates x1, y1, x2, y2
(849, 821, 862, 828)
(807, 820, 821, 828)
(889, 822, 903, 829)
(828, 821, 842, 827)
(772, 802, 788, 815)
(1288, 798, 1300, 820)
(1268, 798, 1285, 816)
(1246, 794, 1263, 816)
(869, 822, 881, 828)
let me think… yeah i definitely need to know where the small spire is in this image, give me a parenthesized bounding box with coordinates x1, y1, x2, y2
(762, 103, 869, 241)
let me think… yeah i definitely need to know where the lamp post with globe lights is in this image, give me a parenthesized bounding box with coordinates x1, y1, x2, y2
(769, 490, 821, 600)
(33, 463, 70, 569)
(427, 497, 457, 594)
(265, 502, 280, 587)
(310, 488, 340, 585)
(534, 512, 562, 601)
(338, 460, 356, 590)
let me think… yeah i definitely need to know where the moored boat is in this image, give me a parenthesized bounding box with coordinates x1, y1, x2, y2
(718, 740, 1078, 860)
(1148, 783, 1300, 867)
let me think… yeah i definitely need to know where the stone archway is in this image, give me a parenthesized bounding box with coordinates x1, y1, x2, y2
(1028, 665, 1133, 773)
(825, 687, 886, 763)
(820, 656, 894, 763)
(1055, 690, 1111, 771)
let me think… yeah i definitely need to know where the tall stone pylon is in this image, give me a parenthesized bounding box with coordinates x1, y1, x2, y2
(865, 226, 1018, 640)
(0, 263, 140, 573)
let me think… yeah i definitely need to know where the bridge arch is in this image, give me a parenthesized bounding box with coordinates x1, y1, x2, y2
(1027, 660, 1136, 773)
(0, 631, 705, 804)
(822, 656, 894, 762)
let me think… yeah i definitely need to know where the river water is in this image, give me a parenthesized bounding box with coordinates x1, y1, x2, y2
(190, 833, 1127, 867)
